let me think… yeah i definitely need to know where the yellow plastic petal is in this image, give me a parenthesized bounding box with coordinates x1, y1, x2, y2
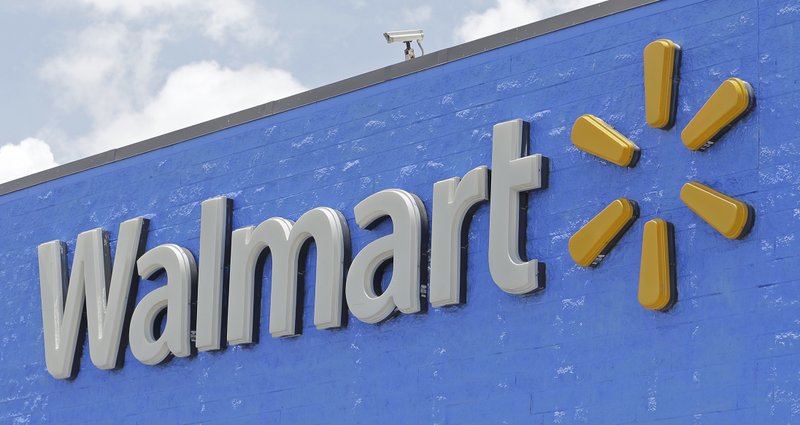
(644, 39, 680, 129)
(571, 114, 640, 167)
(681, 78, 754, 151)
(680, 181, 753, 239)
(638, 219, 676, 311)
(569, 198, 638, 267)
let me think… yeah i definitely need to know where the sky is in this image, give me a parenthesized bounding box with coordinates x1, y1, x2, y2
(0, 0, 602, 183)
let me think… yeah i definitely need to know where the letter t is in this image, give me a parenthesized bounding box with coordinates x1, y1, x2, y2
(488, 119, 545, 294)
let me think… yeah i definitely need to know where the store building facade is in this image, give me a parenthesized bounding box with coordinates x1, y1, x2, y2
(2, 0, 800, 422)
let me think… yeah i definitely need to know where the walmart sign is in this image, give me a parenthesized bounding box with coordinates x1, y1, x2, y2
(38, 38, 756, 380)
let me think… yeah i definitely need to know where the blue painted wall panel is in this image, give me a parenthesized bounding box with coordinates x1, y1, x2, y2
(3, 0, 800, 423)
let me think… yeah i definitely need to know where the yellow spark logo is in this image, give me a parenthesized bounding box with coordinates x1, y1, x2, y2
(567, 39, 755, 312)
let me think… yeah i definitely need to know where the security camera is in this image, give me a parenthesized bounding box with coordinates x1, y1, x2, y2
(383, 30, 425, 61)
(383, 30, 424, 44)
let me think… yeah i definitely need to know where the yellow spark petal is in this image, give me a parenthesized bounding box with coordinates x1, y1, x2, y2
(571, 114, 640, 167)
(644, 39, 680, 129)
(680, 181, 754, 239)
(569, 198, 639, 267)
(681, 78, 754, 151)
(638, 219, 676, 311)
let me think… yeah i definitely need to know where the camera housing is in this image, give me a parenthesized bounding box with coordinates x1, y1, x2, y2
(383, 30, 424, 44)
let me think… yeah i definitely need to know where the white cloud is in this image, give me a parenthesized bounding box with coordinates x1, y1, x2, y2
(69, 0, 273, 44)
(40, 23, 167, 123)
(401, 5, 433, 26)
(37, 13, 304, 162)
(75, 61, 306, 155)
(0, 138, 58, 183)
(454, 0, 603, 42)
(348, 0, 367, 9)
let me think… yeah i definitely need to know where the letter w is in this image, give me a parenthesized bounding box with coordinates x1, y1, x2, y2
(37, 218, 147, 379)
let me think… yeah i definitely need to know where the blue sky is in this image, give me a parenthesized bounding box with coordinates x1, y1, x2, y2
(0, 0, 600, 183)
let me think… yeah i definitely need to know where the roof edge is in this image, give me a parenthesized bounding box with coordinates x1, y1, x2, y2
(0, 0, 658, 196)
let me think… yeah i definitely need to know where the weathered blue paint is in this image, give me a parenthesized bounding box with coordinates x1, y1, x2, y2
(2, 0, 800, 423)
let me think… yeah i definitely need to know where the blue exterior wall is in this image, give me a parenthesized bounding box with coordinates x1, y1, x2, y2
(3, 0, 800, 423)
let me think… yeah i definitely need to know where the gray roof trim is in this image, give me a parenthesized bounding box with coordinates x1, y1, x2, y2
(0, 0, 658, 196)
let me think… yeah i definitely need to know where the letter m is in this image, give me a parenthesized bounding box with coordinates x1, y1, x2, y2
(37, 218, 147, 379)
